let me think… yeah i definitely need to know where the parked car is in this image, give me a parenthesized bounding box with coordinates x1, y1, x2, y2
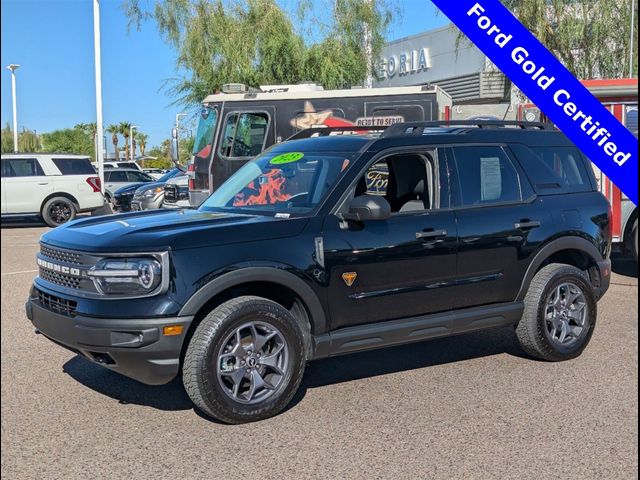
(93, 161, 143, 171)
(1, 153, 103, 227)
(27, 121, 612, 424)
(162, 174, 190, 209)
(120, 169, 185, 212)
(143, 168, 169, 180)
(103, 168, 155, 204)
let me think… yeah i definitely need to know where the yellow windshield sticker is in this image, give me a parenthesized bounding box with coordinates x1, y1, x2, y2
(270, 152, 304, 165)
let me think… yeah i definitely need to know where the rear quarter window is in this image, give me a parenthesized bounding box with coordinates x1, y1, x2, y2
(509, 144, 594, 194)
(52, 158, 95, 175)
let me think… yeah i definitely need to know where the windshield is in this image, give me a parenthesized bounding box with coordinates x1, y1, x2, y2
(193, 107, 218, 161)
(199, 149, 354, 215)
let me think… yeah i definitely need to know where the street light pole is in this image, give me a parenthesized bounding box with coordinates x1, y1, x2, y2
(6, 64, 20, 152)
(130, 125, 138, 163)
(92, 0, 105, 193)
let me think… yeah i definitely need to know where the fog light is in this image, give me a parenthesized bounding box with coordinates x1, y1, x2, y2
(163, 325, 183, 336)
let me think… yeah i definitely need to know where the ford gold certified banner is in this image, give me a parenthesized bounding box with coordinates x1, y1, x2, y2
(432, 0, 639, 205)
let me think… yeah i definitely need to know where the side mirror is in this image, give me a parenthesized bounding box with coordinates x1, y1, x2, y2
(170, 128, 185, 172)
(343, 195, 391, 222)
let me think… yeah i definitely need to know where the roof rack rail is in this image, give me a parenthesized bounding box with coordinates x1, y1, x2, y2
(287, 125, 386, 140)
(381, 120, 554, 137)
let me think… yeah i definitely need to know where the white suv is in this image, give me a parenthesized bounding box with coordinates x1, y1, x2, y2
(92, 161, 143, 171)
(1, 154, 104, 227)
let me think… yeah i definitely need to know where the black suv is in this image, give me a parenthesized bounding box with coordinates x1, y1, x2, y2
(26, 121, 612, 424)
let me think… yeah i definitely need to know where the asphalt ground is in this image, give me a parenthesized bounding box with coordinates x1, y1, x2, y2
(1, 222, 638, 480)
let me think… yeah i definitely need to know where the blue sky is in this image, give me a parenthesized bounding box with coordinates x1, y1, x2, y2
(0, 0, 447, 151)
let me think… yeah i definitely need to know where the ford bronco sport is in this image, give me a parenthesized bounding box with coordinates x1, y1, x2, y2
(26, 121, 612, 424)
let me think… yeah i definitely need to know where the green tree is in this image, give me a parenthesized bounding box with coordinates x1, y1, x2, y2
(451, 0, 638, 80)
(1, 123, 15, 153)
(41, 126, 94, 159)
(123, 0, 394, 104)
(106, 124, 120, 160)
(119, 121, 132, 160)
(1, 123, 42, 153)
(19, 128, 42, 152)
(501, 0, 638, 79)
(179, 135, 195, 166)
(135, 132, 149, 157)
(145, 145, 173, 169)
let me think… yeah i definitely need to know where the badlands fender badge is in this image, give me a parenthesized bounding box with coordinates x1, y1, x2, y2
(342, 272, 357, 287)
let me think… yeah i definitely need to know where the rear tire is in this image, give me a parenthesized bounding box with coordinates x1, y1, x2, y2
(183, 296, 307, 424)
(41, 197, 76, 227)
(515, 263, 596, 362)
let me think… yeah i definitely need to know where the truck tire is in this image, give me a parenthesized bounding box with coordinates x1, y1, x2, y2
(41, 197, 76, 228)
(515, 263, 597, 362)
(183, 296, 307, 424)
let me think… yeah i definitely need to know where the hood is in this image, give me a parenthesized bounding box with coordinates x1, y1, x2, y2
(166, 174, 188, 186)
(114, 182, 147, 195)
(135, 181, 165, 194)
(40, 208, 309, 253)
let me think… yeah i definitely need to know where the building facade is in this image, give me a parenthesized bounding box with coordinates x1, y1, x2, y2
(374, 24, 517, 119)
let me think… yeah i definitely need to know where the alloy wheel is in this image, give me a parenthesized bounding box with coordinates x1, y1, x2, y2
(216, 321, 290, 405)
(544, 282, 589, 347)
(48, 202, 72, 225)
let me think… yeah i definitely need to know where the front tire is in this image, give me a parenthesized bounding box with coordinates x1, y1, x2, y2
(183, 296, 307, 424)
(515, 264, 597, 361)
(41, 197, 76, 227)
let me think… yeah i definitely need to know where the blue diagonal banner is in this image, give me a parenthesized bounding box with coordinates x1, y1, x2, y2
(432, 0, 638, 205)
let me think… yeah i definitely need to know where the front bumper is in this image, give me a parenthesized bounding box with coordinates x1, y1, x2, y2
(113, 194, 134, 211)
(26, 293, 193, 385)
(131, 195, 163, 211)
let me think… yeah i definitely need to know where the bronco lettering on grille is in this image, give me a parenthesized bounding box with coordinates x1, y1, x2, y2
(37, 257, 81, 277)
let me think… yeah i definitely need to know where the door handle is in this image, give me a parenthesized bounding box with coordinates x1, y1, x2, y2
(37, 182, 49, 186)
(514, 220, 541, 230)
(416, 229, 447, 239)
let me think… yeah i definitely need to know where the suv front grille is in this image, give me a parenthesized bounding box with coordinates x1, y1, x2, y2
(164, 185, 177, 202)
(37, 244, 98, 295)
(40, 245, 82, 265)
(39, 268, 81, 289)
(36, 289, 78, 317)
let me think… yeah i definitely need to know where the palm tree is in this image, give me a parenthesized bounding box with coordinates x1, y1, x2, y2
(119, 121, 132, 161)
(135, 132, 149, 167)
(106, 124, 120, 160)
(135, 132, 148, 157)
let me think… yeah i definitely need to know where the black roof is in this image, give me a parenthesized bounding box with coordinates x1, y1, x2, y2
(277, 121, 570, 154)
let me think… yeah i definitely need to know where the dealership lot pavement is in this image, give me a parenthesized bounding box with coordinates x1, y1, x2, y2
(1, 224, 637, 480)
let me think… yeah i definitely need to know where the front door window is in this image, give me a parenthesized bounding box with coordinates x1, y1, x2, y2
(219, 112, 269, 158)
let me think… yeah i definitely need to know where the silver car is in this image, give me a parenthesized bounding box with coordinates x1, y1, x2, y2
(103, 168, 154, 204)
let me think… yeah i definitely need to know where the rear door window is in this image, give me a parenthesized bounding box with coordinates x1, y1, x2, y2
(107, 171, 128, 182)
(450, 146, 523, 207)
(127, 171, 152, 182)
(52, 158, 94, 175)
(2, 158, 45, 177)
